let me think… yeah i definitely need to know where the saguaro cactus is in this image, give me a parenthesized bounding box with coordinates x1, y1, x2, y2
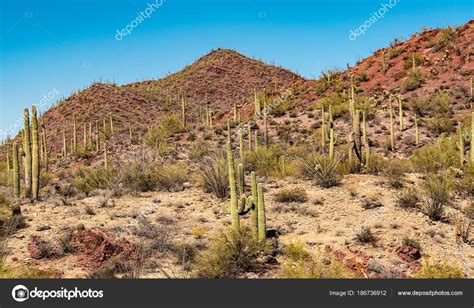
(83, 123, 87, 150)
(470, 111, 474, 164)
(95, 120, 100, 153)
(73, 115, 77, 153)
(398, 96, 403, 131)
(23, 108, 32, 198)
(457, 123, 464, 166)
(41, 123, 48, 172)
(239, 127, 244, 161)
(227, 139, 239, 232)
(414, 114, 419, 146)
(109, 113, 114, 135)
(250, 171, 258, 238)
(389, 101, 395, 151)
(257, 183, 266, 240)
(263, 101, 268, 146)
(238, 163, 245, 197)
(104, 141, 108, 169)
(31, 105, 40, 201)
(362, 111, 369, 166)
(12, 142, 20, 198)
(88, 122, 92, 148)
(321, 106, 326, 149)
(329, 127, 335, 160)
(233, 103, 237, 122)
(6, 152, 10, 172)
(254, 88, 261, 116)
(62, 130, 67, 158)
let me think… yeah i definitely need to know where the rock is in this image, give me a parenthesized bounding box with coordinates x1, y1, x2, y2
(36, 225, 51, 231)
(151, 198, 161, 204)
(183, 182, 193, 189)
(396, 245, 421, 261)
(266, 229, 279, 238)
(367, 259, 384, 273)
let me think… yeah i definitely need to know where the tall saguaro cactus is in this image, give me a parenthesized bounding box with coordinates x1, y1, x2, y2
(31, 105, 40, 201)
(321, 106, 326, 149)
(250, 171, 258, 238)
(23, 108, 32, 198)
(398, 96, 403, 131)
(73, 115, 77, 154)
(6, 152, 10, 172)
(12, 142, 20, 198)
(227, 139, 239, 232)
(257, 183, 266, 240)
(62, 130, 67, 158)
(41, 121, 48, 172)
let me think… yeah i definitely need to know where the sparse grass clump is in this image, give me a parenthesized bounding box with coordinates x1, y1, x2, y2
(279, 242, 354, 278)
(155, 162, 188, 192)
(411, 138, 458, 173)
(193, 229, 272, 278)
(274, 187, 308, 203)
(118, 160, 158, 193)
(396, 188, 420, 209)
(198, 151, 229, 199)
(382, 159, 408, 188)
(415, 260, 465, 278)
(355, 227, 376, 243)
(422, 171, 453, 221)
(297, 154, 342, 188)
(402, 237, 421, 250)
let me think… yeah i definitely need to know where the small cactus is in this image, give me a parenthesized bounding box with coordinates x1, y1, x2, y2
(95, 120, 100, 153)
(12, 142, 20, 198)
(83, 123, 87, 150)
(88, 122, 92, 148)
(254, 88, 261, 116)
(233, 103, 237, 122)
(239, 127, 244, 161)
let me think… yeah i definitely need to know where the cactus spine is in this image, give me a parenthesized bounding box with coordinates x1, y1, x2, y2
(227, 139, 239, 232)
(23, 108, 32, 198)
(414, 114, 419, 146)
(257, 183, 266, 240)
(457, 123, 464, 166)
(31, 105, 40, 201)
(389, 100, 395, 151)
(250, 171, 258, 238)
(12, 142, 20, 198)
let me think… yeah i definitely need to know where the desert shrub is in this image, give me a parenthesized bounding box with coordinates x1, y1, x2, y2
(84, 206, 95, 215)
(455, 163, 474, 197)
(155, 162, 188, 192)
(144, 115, 183, 155)
(402, 237, 421, 250)
(365, 152, 385, 175)
(464, 202, 474, 220)
(403, 53, 423, 70)
(396, 188, 420, 209)
(279, 242, 353, 278)
(411, 138, 458, 173)
(297, 153, 342, 188)
(403, 70, 424, 91)
(73, 167, 117, 196)
(193, 229, 272, 278)
(415, 260, 465, 278)
(118, 160, 158, 193)
(198, 151, 229, 199)
(246, 145, 282, 177)
(0, 191, 10, 207)
(355, 227, 376, 243)
(426, 116, 455, 135)
(382, 159, 408, 188)
(315, 93, 349, 120)
(437, 26, 455, 47)
(274, 187, 308, 203)
(422, 171, 453, 221)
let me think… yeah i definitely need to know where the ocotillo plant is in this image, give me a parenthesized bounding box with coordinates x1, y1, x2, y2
(457, 123, 464, 166)
(414, 114, 419, 146)
(73, 115, 77, 153)
(12, 142, 20, 198)
(23, 108, 32, 198)
(31, 105, 40, 201)
(389, 100, 395, 151)
(398, 95, 403, 131)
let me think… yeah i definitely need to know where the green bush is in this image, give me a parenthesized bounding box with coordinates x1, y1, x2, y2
(193, 229, 272, 278)
(118, 160, 159, 193)
(73, 167, 117, 196)
(411, 138, 458, 173)
(246, 145, 282, 177)
(415, 260, 465, 278)
(422, 171, 453, 221)
(403, 70, 425, 91)
(274, 187, 308, 203)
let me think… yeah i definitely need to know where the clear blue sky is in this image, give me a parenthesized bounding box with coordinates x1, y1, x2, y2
(0, 0, 472, 139)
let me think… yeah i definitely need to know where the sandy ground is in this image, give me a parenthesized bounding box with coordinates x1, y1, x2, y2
(4, 174, 473, 278)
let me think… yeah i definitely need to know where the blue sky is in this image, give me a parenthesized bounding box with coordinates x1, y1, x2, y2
(0, 0, 472, 139)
